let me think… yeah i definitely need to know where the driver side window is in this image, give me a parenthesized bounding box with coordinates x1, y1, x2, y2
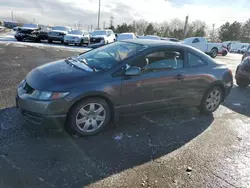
(135, 50, 184, 71)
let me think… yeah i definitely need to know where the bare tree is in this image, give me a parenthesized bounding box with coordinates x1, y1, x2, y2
(134, 19, 148, 35)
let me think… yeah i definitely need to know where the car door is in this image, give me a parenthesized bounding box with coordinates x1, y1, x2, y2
(182, 51, 212, 107)
(118, 48, 187, 114)
(190, 38, 206, 52)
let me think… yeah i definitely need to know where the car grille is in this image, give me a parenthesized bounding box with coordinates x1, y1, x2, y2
(90, 37, 101, 43)
(23, 82, 34, 94)
(50, 32, 60, 36)
(18, 29, 34, 34)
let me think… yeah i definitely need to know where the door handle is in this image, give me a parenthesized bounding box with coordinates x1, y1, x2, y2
(174, 74, 184, 80)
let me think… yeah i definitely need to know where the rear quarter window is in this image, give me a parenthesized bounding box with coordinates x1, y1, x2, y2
(188, 52, 208, 68)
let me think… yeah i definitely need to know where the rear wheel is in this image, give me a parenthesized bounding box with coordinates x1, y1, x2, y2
(198, 86, 222, 114)
(210, 48, 218, 58)
(48, 39, 52, 43)
(236, 80, 249, 88)
(67, 98, 111, 136)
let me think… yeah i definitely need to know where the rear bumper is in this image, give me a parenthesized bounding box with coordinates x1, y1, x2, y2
(235, 73, 250, 83)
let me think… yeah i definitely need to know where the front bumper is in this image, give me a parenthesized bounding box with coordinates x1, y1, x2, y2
(89, 41, 105, 48)
(64, 39, 81, 44)
(16, 88, 69, 125)
(15, 33, 39, 41)
(48, 36, 64, 41)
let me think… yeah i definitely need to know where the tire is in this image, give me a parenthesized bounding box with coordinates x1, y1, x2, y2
(48, 39, 52, 43)
(79, 40, 83, 46)
(36, 38, 41, 43)
(64, 43, 68, 46)
(198, 86, 222, 114)
(16, 37, 23, 42)
(67, 98, 111, 136)
(236, 80, 249, 88)
(222, 51, 227, 56)
(210, 48, 218, 58)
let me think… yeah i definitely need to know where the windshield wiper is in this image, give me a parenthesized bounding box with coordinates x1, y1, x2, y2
(67, 57, 97, 72)
(78, 58, 97, 72)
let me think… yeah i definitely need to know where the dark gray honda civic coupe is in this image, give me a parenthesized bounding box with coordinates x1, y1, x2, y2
(16, 39, 233, 136)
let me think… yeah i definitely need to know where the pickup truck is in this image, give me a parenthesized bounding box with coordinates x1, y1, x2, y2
(183, 37, 223, 58)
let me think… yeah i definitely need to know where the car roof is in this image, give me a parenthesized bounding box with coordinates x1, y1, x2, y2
(119, 32, 134, 35)
(124, 39, 185, 46)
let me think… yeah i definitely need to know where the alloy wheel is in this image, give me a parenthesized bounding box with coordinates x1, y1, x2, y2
(205, 89, 221, 111)
(76, 103, 106, 133)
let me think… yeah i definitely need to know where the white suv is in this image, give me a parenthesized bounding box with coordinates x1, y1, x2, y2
(89, 29, 116, 47)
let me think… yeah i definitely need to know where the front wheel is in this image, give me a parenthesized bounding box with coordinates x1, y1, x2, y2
(198, 86, 222, 114)
(67, 98, 111, 136)
(16, 37, 23, 42)
(210, 48, 218, 58)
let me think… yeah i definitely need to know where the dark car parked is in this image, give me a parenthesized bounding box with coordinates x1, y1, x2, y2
(235, 56, 250, 88)
(15, 23, 42, 42)
(241, 45, 250, 61)
(16, 40, 233, 136)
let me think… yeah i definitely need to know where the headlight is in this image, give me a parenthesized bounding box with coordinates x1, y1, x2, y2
(18, 79, 26, 88)
(29, 90, 69, 100)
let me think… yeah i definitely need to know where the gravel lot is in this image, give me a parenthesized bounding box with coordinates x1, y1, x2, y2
(0, 36, 250, 188)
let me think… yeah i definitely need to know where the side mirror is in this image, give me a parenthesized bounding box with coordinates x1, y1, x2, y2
(124, 66, 141, 76)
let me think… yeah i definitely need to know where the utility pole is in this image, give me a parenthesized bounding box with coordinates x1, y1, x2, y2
(183, 15, 189, 39)
(110, 16, 114, 28)
(212, 23, 215, 42)
(88, 25, 89, 32)
(11, 10, 14, 22)
(133, 20, 136, 33)
(91, 24, 93, 31)
(103, 21, 106, 29)
(33, 18, 35, 24)
(97, 0, 101, 29)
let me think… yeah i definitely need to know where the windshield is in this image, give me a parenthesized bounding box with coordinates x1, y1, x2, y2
(52, 26, 70, 31)
(92, 30, 106, 36)
(69, 30, 83, 35)
(23, 24, 38, 28)
(73, 41, 145, 71)
(117, 34, 133, 41)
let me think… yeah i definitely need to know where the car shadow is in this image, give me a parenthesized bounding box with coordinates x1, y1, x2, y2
(222, 85, 250, 117)
(0, 107, 214, 188)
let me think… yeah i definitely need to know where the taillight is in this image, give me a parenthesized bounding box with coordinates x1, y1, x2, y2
(228, 69, 233, 76)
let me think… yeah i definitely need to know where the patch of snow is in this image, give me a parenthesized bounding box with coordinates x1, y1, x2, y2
(114, 133, 123, 140)
(233, 103, 241, 106)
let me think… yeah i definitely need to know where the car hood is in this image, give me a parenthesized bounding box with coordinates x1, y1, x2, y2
(91, 35, 106, 38)
(26, 59, 92, 91)
(19, 27, 38, 30)
(65, 34, 81, 37)
(50, 30, 68, 33)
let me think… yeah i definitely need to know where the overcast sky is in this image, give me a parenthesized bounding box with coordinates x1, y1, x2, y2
(0, 0, 249, 29)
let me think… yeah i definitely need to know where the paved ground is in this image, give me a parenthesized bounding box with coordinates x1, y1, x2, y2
(0, 36, 250, 188)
